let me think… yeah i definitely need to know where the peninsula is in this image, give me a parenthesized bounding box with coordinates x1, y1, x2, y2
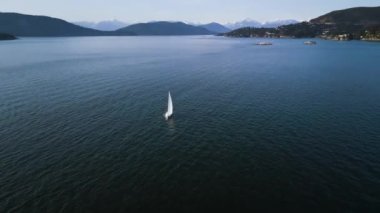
(0, 33, 16, 40)
(225, 6, 380, 41)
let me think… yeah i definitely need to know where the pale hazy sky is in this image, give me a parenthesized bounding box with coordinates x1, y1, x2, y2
(1, 0, 379, 23)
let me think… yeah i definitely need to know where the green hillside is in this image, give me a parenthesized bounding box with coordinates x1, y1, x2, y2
(117, 21, 213, 35)
(0, 12, 134, 36)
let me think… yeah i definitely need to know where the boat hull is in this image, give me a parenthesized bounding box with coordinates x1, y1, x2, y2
(164, 112, 173, 120)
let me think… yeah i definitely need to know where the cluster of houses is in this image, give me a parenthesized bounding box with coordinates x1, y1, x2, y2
(319, 29, 352, 40)
(361, 30, 380, 41)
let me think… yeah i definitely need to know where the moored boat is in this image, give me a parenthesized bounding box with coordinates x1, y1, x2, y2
(256, 42, 272, 46)
(304, 41, 317, 45)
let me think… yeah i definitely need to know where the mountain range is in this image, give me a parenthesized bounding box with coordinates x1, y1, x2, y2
(116, 21, 213, 35)
(74, 20, 230, 33)
(226, 19, 299, 30)
(0, 12, 302, 37)
(73, 19, 297, 33)
(0, 13, 218, 36)
(1, 6, 379, 39)
(261, 20, 300, 28)
(73, 20, 129, 31)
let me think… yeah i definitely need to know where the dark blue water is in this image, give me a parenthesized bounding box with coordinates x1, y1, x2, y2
(1, 36, 380, 212)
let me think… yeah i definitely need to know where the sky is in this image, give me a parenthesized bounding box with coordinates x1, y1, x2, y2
(1, 0, 380, 24)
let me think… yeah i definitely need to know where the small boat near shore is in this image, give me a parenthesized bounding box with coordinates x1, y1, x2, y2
(304, 41, 317, 45)
(256, 42, 272, 46)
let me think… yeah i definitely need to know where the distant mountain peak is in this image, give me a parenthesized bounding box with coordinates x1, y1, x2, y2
(199, 22, 231, 33)
(262, 19, 299, 28)
(226, 19, 262, 30)
(73, 20, 129, 31)
(226, 19, 299, 30)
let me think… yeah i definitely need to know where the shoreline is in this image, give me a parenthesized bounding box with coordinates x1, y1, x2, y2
(0, 33, 17, 41)
(224, 35, 380, 42)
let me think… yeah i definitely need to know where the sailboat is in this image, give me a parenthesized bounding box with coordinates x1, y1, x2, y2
(164, 91, 173, 120)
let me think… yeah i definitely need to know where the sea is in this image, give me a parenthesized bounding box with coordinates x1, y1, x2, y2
(1, 36, 379, 212)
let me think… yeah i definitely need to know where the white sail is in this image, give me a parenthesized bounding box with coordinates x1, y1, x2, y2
(167, 92, 173, 115)
(165, 91, 173, 120)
